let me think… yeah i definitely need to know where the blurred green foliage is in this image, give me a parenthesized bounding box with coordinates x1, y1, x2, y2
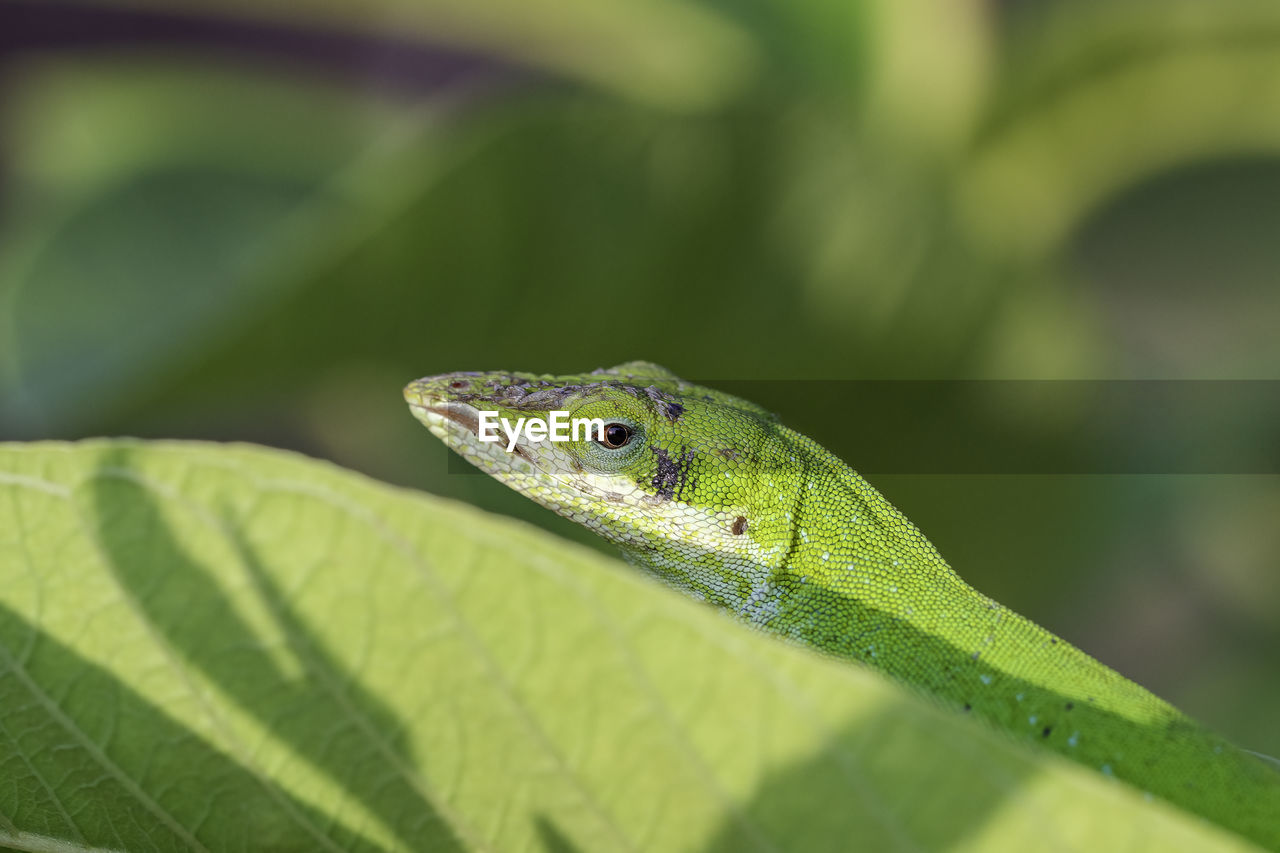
(1, 0, 1277, 757)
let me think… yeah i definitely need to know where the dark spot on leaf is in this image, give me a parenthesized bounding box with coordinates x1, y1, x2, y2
(1042, 726, 1053, 738)
(963, 703, 972, 712)
(1065, 702, 1074, 711)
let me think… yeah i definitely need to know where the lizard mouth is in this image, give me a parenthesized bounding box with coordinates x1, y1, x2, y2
(405, 394, 536, 462)
(423, 401, 481, 437)
(403, 379, 482, 437)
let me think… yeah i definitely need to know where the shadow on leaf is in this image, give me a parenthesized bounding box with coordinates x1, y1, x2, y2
(700, 702, 1035, 852)
(0, 600, 388, 851)
(87, 447, 463, 851)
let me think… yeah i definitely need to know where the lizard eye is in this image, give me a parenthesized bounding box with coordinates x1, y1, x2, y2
(598, 422, 634, 450)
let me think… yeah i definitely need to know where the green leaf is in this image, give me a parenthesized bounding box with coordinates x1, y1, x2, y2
(0, 441, 1263, 851)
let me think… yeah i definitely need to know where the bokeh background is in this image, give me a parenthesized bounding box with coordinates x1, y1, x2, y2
(1, 0, 1277, 755)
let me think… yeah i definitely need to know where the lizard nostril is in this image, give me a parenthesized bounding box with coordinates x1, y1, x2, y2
(732, 516, 748, 536)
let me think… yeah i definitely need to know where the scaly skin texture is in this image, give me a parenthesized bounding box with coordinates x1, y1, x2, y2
(405, 361, 1280, 850)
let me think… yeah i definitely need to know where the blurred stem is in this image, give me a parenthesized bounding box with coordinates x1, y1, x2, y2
(59, 0, 759, 110)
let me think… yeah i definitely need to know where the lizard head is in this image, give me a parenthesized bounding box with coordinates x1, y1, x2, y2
(404, 361, 801, 611)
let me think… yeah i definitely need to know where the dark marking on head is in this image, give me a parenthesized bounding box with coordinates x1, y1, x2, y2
(731, 516, 748, 536)
(570, 457, 584, 473)
(718, 448, 741, 461)
(1041, 726, 1053, 738)
(642, 385, 685, 422)
(513, 384, 590, 409)
(512, 445, 530, 461)
(1064, 702, 1074, 711)
(448, 378, 613, 412)
(650, 445, 697, 501)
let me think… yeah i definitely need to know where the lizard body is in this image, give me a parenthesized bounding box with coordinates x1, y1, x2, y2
(405, 361, 1280, 849)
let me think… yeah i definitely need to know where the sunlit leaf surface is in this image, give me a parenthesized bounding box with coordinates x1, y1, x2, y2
(0, 441, 1260, 851)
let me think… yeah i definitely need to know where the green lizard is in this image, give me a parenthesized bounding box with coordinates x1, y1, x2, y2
(404, 361, 1280, 850)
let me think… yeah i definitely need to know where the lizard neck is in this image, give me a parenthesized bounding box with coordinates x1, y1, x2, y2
(772, 430, 1179, 724)
(764, 439, 1280, 850)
